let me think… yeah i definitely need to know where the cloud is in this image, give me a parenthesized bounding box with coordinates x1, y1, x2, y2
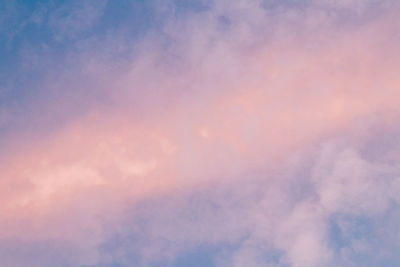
(1, 0, 400, 266)
(92, 113, 400, 267)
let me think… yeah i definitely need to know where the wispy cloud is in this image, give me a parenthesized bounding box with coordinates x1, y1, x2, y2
(1, 0, 400, 266)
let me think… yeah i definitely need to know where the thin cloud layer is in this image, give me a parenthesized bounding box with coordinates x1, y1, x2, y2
(1, 0, 400, 266)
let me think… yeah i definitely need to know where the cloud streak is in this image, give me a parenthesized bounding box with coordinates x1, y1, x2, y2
(1, 0, 400, 266)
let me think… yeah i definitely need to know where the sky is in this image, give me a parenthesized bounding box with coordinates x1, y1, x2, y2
(1, 0, 400, 266)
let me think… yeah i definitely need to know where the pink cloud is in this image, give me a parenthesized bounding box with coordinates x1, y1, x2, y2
(1, 1, 400, 266)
